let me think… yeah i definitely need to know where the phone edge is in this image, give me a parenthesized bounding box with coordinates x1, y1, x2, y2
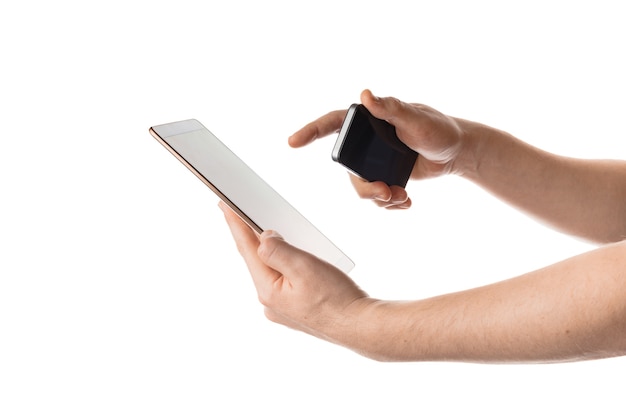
(331, 104, 359, 163)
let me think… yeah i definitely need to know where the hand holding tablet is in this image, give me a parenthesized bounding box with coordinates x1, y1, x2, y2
(150, 119, 355, 273)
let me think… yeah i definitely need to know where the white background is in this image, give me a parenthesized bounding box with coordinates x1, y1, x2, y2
(1, 1, 625, 416)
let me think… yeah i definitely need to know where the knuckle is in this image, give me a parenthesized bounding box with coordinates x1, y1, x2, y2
(257, 293, 271, 307)
(257, 238, 279, 263)
(264, 307, 280, 323)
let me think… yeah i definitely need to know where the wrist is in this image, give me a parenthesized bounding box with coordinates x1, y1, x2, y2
(449, 118, 490, 178)
(323, 297, 394, 361)
(343, 299, 421, 362)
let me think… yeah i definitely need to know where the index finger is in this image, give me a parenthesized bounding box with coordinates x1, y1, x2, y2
(288, 109, 346, 148)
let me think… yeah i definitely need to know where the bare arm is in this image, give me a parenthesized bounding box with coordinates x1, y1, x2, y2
(455, 121, 626, 243)
(290, 90, 626, 243)
(222, 203, 626, 363)
(219, 90, 626, 363)
(353, 241, 626, 362)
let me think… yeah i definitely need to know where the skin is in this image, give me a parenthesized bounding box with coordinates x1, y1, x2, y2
(220, 89, 626, 363)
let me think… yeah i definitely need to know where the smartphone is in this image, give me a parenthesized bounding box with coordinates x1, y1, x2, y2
(149, 119, 354, 273)
(332, 104, 418, 187)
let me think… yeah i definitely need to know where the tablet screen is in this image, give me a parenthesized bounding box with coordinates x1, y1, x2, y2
(150, 119, 354, 273)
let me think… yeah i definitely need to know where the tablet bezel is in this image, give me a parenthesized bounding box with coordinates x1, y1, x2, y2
(149, 119, 354, 273)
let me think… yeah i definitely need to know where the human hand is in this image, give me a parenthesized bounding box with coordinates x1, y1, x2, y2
(289, 89, 467, 209)
(219, 201, 374, 345)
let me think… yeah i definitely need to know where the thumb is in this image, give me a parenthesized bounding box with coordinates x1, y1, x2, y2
(360, 89, 408, 127)
(257, 230, 313, 276)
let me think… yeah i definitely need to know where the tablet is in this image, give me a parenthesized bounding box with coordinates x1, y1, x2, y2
(149, 119, 354, 273)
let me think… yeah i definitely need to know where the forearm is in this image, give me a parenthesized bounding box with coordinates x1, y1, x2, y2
(453, 121, 626, 243)
(347, 241, 626, 363)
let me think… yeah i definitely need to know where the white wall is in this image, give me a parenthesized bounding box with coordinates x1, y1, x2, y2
(1, 1, 625, 416)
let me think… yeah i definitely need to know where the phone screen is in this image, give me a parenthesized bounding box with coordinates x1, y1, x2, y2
(150, 119, 354, 273)
(332, 104, 418, 187)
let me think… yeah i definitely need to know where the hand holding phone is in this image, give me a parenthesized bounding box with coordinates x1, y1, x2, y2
(332, 104, 418, 188)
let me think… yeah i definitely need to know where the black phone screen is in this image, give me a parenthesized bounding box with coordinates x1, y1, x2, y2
(332, 104, 418, 187)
